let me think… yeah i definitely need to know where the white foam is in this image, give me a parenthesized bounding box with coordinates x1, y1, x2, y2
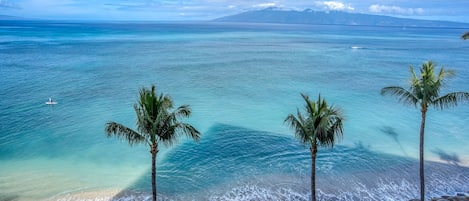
(42, 174, 469, 201)
(209, 185, 307, 201)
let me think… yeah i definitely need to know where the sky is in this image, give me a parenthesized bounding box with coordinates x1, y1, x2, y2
(1, 0, 469, 22)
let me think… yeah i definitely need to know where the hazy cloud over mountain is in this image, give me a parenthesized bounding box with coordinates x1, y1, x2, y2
(369, 4, 424, 15)
(314, 1, 355, 11)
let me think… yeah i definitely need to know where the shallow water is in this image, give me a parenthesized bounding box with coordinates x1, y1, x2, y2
(0, 21, 468, 200)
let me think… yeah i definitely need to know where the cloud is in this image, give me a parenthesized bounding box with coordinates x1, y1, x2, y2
(0, 0, 20, 9)
(315, 1, 354, 11)
(252, 3, 276, 8)
(369, 4, 424, 15)
(105, 1, 188, 12)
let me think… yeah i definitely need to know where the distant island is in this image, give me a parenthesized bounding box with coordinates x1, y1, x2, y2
(214, 7, 469, 28)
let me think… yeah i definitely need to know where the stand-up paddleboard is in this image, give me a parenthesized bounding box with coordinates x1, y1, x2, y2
(350, 46, 364, 49)
(45, 98, 58, 105)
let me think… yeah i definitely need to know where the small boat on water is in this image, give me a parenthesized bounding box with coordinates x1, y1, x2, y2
(45, 97, 58, 105)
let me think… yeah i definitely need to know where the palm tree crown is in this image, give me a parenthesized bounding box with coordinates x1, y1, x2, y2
(105, 85, 200, 147)
(285, 94, 344, 148)
(381, 61, 469, 111)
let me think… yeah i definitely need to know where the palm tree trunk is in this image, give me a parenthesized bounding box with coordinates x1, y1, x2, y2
(310, 146, 317, 201)
(419, 109, 427, 201)
(151, 144, 158, 201)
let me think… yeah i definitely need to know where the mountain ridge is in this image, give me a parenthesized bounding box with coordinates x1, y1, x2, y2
(214, 7, 469, 28)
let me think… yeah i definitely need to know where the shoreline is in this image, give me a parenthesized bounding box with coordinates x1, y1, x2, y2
(46, 189, 469, 201)
(46, 189, 124, 201)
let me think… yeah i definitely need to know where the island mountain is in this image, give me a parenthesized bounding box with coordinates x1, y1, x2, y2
(214, 7, 469, 28)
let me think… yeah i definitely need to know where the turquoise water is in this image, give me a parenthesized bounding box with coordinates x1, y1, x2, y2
(0, 21, 468, 201)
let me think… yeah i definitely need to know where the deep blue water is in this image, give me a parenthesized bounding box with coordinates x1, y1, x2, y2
(0, 21, 468, 200)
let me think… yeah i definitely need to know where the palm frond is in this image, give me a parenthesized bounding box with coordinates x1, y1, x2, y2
(174, 105, 192, 118)
(134, 103, 153, 137)
(381, 86, 419, 106)
(158, 124, 178, 147)
(177, 123, 201, 141)
(155, 106, 201, 147)
(439, 67, 455, 80)
(462, 31, 469, 40)
(159, 93, 173, 109)
(284, 112, 310, 145)
(105, 122, 147, 146)
(327, 112, 344, 146)
(432, 92, 469, 109)
(316, 105, 344, 148)
(409, 65, 419, 85)
(301, 93, 316, 119)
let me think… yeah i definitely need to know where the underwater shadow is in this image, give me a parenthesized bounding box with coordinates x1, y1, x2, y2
(111, 124, 469, 201)
(379, 126, 409, 156)
(111, 123, 311, 200)
(0, 194, 19, 201)
(432, 148, 461, 167)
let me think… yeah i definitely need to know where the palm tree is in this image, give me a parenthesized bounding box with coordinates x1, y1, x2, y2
(381, 61, 469, 201)
(462, 31, 469, 40)
(285, 93, 344, 201)
(105, 85, 201, 201)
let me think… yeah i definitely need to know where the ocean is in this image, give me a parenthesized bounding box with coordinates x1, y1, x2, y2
(0, 21, 468, 201)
